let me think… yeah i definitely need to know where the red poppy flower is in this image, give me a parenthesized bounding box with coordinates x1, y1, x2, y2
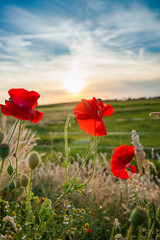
(111, 144, 136, 179)
(0, 88, 43, 123)
(74, 97, 113, 136)
(88, 229, 92, 234)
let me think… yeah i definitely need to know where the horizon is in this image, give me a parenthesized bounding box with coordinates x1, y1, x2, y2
(0, 0, 160, 105)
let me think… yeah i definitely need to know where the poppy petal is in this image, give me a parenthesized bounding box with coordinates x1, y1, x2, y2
(129, 164, 137, 174)
(0, 104, 12, 116)
(102, 104, 114, 117)
(111, 166, 130, 179)
(74, 97, 113, 136)
(110, 144, 136, 179)
(76, 118, 107, 136)
(1, 100, 43, 123)
(8, 88, 40, 109)
(112, 145, 135, 166)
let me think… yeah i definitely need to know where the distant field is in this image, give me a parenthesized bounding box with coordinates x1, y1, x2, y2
(1, 98, 160, 160)
(26, 98, 160, 160)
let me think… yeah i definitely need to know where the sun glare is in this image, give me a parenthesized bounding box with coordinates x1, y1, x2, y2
(64, 61, 85, 94)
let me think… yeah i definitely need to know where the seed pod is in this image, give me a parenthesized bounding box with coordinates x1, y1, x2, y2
(130, 206, 147, 227)
(0, 143, 10, 160)
(0, 132, 3, 143)
(8, 181, 15, 192)
(28, 151, 40, 169)
(7, 165, 14, 176)
(20, 174, 29, 187)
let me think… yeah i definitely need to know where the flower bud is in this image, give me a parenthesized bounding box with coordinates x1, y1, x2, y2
(0, 132, 3, 143)
(8, 181, 15, 192)
(0, 143, 10, 160)
(20, 174, 29, 187)
(7, 165, 14, 176)
(130, 207, 147, 227)
(28, 151, 40, 169)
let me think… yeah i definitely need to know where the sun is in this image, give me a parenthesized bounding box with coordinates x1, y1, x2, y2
(64, 61, 85, 94)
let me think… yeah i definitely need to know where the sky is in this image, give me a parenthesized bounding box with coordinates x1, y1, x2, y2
(0, 0, 160, 105)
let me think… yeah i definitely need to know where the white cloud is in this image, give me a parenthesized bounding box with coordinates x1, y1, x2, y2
(0, 2, 160, 104)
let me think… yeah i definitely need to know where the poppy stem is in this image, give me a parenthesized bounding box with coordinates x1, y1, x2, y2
(126, 225, 133, 240)
(64, 114, 75, 182)
(8, 119, 20, 144)
(14, 120, 22, 177)
(26, 168, 33, 238)
(53, 137, 102, 207)
(83, 136, 98, 186)
(0, 160, 4, 177)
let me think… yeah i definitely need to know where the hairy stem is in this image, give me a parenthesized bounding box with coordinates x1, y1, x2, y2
(53, 137, 102, 207)
(8, 119, 20, 144)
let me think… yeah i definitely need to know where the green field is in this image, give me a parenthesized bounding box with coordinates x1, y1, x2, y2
(19, 97, 160, 160)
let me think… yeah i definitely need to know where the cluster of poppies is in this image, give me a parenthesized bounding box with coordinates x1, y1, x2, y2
(0, 88, 136, 179)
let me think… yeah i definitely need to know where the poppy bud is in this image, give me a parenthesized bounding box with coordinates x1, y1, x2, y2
(8, 181, 15, 192)
(28, 151, 40, 169)
(130, 207, 147, 227)
(7, 165, 14, 176)
(20, 174, 29, 187)
(0, 143, 10, 160)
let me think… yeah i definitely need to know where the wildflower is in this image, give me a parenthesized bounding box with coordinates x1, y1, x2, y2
(85, 223, 90, 229)
(73, 209, 77, 214)
(74, 97, 113, 136)
(80, 215, 84, 219)
(81, 208, 85, 213)
(53, 213, 57, 217)
(38, 197, 45, 204)
(88, 229, 92, 234)
(83, 228, 86, 231)
(0, 88, 43, 123)
(11, 212, 16, 216)
(111, 144, 136, 179)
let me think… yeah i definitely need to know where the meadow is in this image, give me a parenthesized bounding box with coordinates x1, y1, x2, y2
(0, 96, 160, 240)
(27, 97, 160, 161)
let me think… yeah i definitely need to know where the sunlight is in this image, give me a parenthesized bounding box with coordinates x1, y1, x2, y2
(64, 61, 85, 94)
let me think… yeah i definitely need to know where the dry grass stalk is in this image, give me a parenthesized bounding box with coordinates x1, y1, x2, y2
(0, 116, 39, 194)
(33, 152, 160, 217)
(131, 130, 148, 175)
(149, 112, 160, 117)
(2, 216, 17, 232)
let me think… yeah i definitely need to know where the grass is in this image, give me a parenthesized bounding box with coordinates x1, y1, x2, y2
(3, 97, 160, 159)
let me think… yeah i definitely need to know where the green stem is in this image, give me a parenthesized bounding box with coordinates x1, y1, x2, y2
(14, 120, 22, 177)
(83, 136, 98, 186)
(137, 225, 142, 240)
(110, 224, 115, 240)
(0, 160, 4, 178)
(53, 137, 102, 207)
(0, 172, 21, 193)
(26, 168, 33, 238)
(64, 114, 74, 182)
(8, 119, 19, 144)
(126, 225, 133, 240)
(0, 160, 4, 174)
(147, 206, 160, 240)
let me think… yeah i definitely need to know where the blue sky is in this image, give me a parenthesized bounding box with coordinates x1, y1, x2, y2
(0, 0, 160, 104)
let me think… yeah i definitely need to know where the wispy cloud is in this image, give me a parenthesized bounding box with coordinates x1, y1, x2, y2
(0, 1, 160, 103)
